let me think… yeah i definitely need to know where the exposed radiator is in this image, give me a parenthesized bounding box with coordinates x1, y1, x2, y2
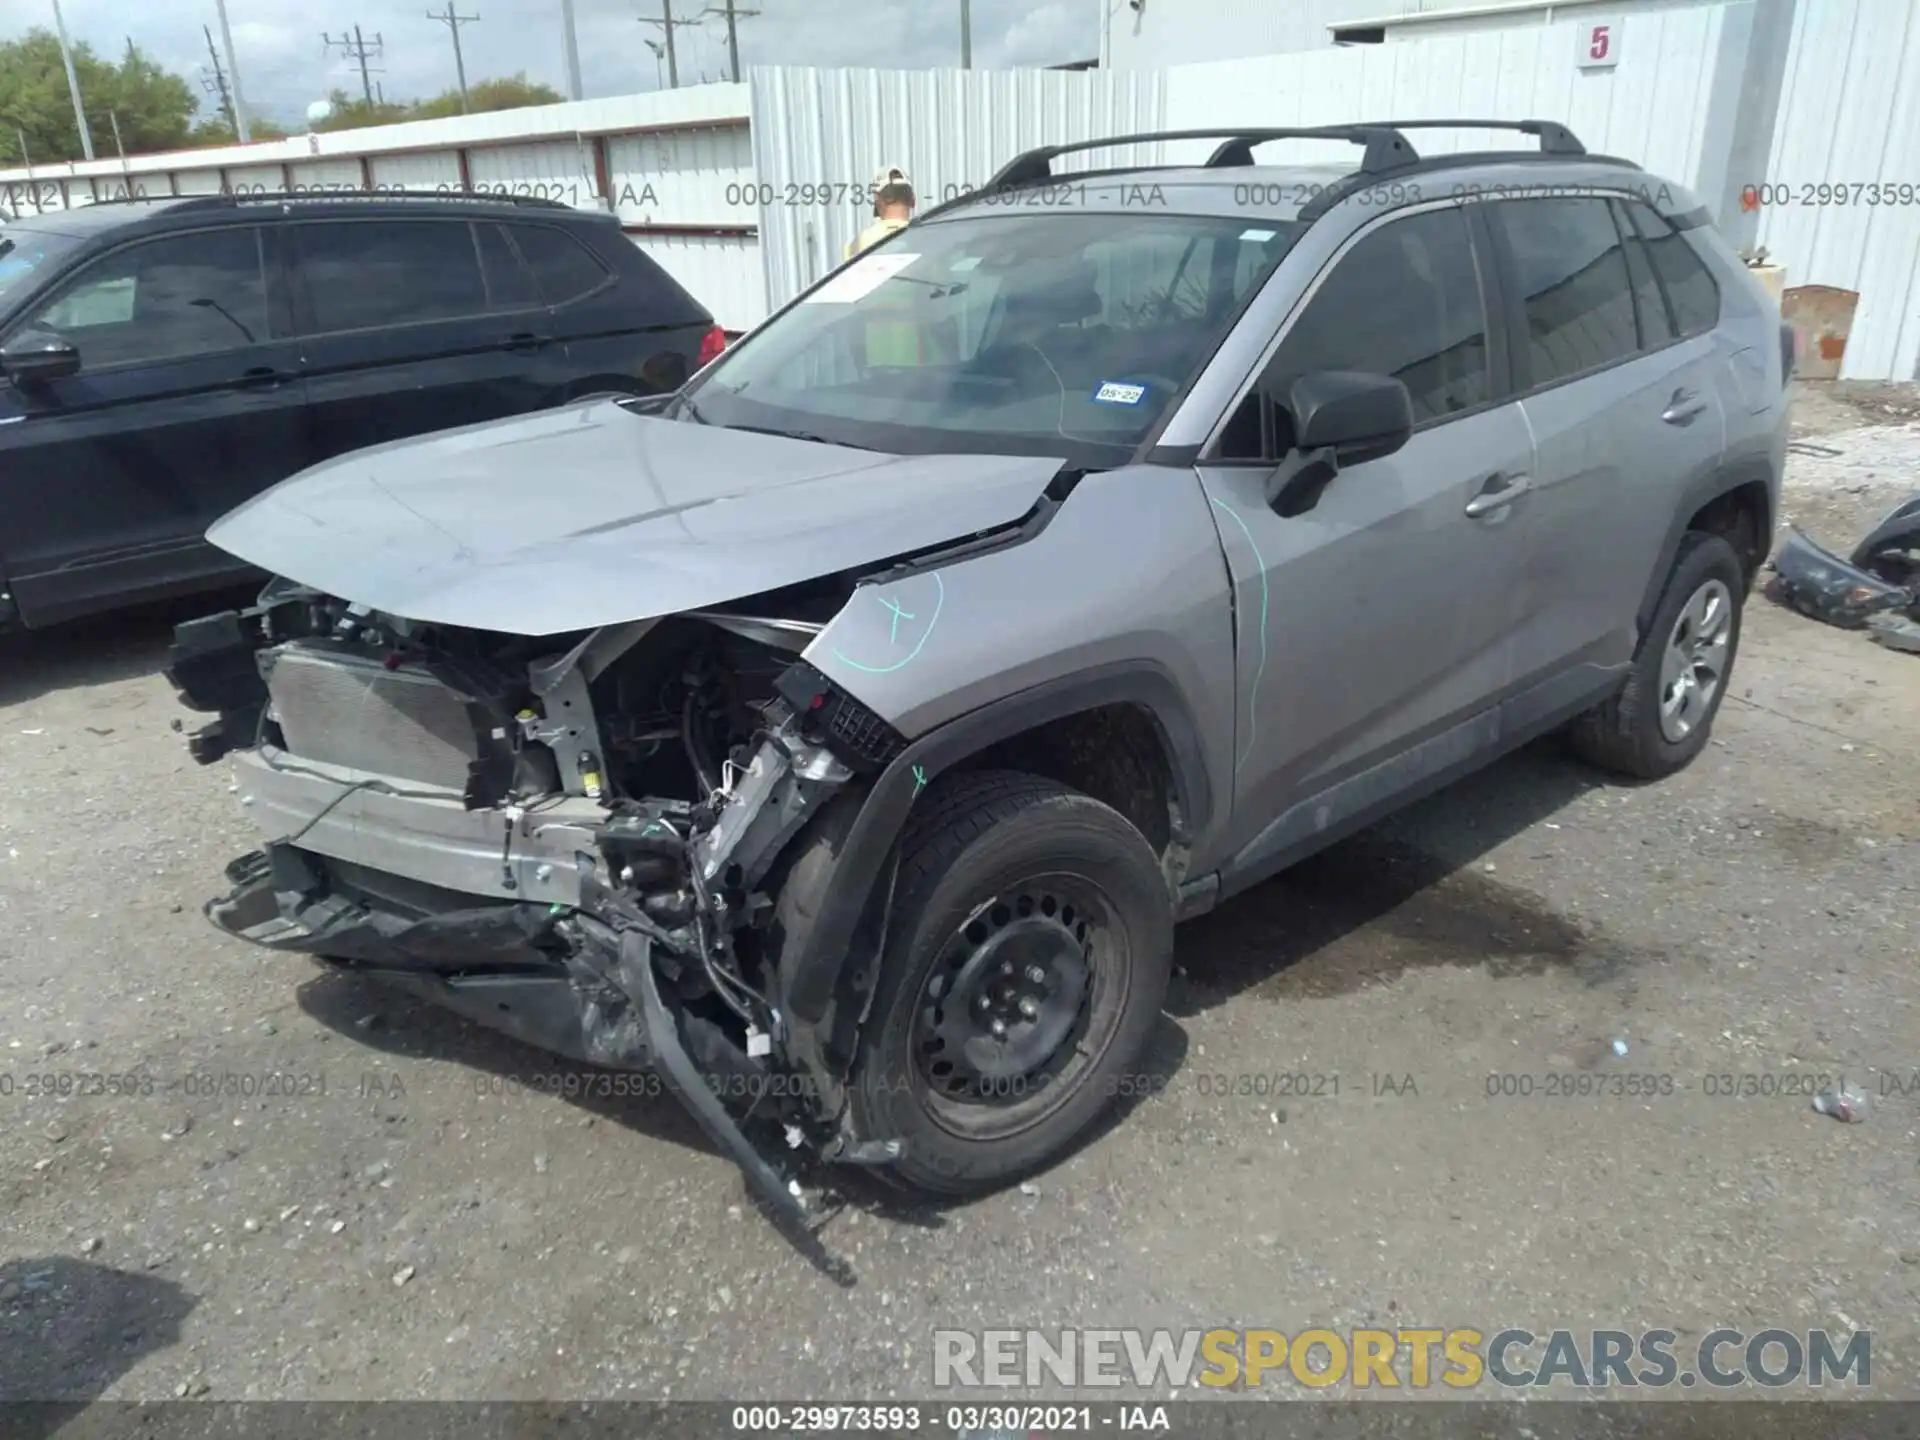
(263, 645, 480, 789)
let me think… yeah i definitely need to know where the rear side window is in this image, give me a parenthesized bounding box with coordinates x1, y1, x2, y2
(476, 222, 540, 311)
(296, 219, 489, 334)
(507, 224, 610, 306)
(1624, 200, 1720, 338)
(1610, 198, 1675, 349)
(1265, 206, 1490, 426)
(1493, 197, 1639, 387)
(21, 227, 268, 368)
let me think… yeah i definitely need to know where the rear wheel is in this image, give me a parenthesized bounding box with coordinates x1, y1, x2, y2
(1566, 532, 1744, 779)
(849, 771, 1173, 1197)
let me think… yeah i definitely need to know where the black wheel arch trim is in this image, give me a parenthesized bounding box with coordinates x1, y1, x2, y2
(780, 660, 1213, 1026)
(1636, 457, 1775, 638)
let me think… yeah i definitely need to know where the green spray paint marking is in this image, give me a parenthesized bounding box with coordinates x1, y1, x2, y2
(831, 573, 946, 674)
(912, 764, 928, 796)
(879, 595, 916, 644)
(1209, 495, 1268, 773)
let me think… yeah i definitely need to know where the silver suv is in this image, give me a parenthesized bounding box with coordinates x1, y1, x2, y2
(170, 121, 1791, 1216)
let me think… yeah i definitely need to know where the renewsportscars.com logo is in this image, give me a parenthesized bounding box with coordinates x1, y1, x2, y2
(933, 1327, 1871, 1391)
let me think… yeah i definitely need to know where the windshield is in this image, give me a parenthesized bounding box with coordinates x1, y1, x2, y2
(682, 209, 1302, 464)
(0, 227, 83, 314)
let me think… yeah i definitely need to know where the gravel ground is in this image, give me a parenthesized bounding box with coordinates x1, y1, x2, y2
(2, 383, 1918, 1412)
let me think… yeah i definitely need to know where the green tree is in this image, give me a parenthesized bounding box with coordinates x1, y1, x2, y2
(187, 115, 289, 147)
(0, 30, 199, 164)
(410, 74, 565, 121)
(314, 87, 412, 132)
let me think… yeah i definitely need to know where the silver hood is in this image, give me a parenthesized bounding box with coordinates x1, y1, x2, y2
(209, 399, 1065, 636)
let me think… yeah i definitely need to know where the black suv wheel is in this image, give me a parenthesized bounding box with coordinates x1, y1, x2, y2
(849, 771, 1173, 1196)
(1567, 532, 1745, 779)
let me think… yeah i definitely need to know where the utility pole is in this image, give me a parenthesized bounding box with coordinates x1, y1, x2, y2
(203, 24, 238, 137)
(214, 0, 252, 141)
(426, 3, 480, 112)
(49, 0, 96, 161)
(322, 25, 385, 107)
(702, 0, 758, 84)
(560, 0, 583, 100)
(960, 0, 971, 68)
(639, 0, 698, 89)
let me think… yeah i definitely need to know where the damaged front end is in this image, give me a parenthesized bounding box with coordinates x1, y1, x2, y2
(168, 579, 910, 1221)
(1766, 521, 1920, 630)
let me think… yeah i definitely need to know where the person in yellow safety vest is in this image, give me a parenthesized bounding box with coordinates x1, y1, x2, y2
(847, 164, 915, 260)
(845, 165, 943, 369)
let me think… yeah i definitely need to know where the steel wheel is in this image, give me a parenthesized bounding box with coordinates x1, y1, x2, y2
(1657, 577, 1733, 742)
(909, 873, 1126, 1141)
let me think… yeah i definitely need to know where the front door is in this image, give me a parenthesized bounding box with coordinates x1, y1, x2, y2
(1195, 203, 1537, 875)
(285, 216, 563, 464)
(0, 223, 306, 625)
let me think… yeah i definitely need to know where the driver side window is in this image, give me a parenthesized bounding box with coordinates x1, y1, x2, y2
(1218, 206, 1490, 461)
(23, 228, 268, 370)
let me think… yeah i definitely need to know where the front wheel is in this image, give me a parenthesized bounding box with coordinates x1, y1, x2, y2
(1566, 531, 1745, 779)
(850, 771, 1173, 1197)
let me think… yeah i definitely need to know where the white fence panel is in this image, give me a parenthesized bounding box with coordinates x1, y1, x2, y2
(226, 164, 286, 196)
(466, 140, 601, 210)
(607, 124, 754, 228)
(1756, 0, 1920, 379)
(368, 151, 461, 191)
(1157, 7, 1733, 193)
(288, 157, 366, 192)
(173, 169, 226, 195)
(631, 233, 766, 333)
(748, 66, 1167, 314)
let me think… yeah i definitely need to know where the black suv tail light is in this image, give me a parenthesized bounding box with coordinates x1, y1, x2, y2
(696, 324, 727, 367)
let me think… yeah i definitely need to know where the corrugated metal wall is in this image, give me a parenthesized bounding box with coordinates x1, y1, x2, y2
(631, 233, 766, 332)
(606, 125, 755, 227)
(1756, 0, 1920, 380)
(747, 66, 1166, 315)
(1156, 7, 1730, 192)
(1105, 0, 1398, 67)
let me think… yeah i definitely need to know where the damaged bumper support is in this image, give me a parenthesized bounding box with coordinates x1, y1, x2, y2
(1767, 526, 1919, 629)
(207, 734, 861, 1223)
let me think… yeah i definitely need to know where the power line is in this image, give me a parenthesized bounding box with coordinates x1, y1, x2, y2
(202, 24, 238, 136)
(426, 3, 481, 112)
(638, 0, 698, 90)
(701, 0, 759, 84)
(321, 25, 386, 107)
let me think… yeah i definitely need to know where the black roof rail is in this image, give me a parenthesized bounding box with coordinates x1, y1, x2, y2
(1349, 117, 1586, 155)
(985, 125, 1418, 190)
(70, 187, 576, 213)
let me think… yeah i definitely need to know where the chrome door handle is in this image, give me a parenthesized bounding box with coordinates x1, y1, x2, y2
(1464, 472, 1532, 518)
(1663, 389, 1707, 425)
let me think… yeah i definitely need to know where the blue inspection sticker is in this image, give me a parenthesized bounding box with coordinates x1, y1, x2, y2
(1091, 380, 1149, 406)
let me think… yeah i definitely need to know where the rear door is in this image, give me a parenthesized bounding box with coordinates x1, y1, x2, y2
(1487, 195, 1726, 694)
(1195, 202, 1537, 870)
(288, 216, 570, 463)
(515, 220, 712, 397)
(0, 223, 305, 625)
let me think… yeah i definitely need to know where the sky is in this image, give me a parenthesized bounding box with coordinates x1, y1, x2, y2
(3, 0, 1102, 127)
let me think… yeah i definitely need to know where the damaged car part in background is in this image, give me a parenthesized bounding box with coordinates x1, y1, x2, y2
(168, 119, 1791, 1222)
(1765, 492, 1920, 646)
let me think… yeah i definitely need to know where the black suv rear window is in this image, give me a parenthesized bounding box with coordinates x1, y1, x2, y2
(296, 219, 489, 334)
(508, 224, 609, 306)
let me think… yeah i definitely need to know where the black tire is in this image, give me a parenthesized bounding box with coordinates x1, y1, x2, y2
(849, 770, 1173, 1197)
(1566, 532, 1745, 779)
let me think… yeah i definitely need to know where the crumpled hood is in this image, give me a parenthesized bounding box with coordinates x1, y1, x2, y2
(209, 399, 1064, 636)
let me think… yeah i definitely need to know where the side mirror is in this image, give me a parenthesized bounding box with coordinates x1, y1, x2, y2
(1288, 370, 1414, 466)
(0, 329, 81, 386)
(1262, 370, 1414, 516)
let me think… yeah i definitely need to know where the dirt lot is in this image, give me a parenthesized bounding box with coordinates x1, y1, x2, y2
(3, 383, 1918, 1411)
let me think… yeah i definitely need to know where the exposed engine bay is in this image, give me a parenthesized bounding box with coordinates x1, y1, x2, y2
(168, 576, 915, 1223)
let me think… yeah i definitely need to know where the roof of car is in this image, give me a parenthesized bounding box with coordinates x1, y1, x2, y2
(921, 155, 1701, 228)
(2, 190, 601, 241)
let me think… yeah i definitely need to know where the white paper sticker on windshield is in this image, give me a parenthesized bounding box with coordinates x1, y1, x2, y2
(1239, 228, 1276, 242)
(805, 251, 921, 304)
(949, 256, 983, 272)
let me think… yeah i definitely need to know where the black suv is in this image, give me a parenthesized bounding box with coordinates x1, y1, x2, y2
(0, 192, 724, 630)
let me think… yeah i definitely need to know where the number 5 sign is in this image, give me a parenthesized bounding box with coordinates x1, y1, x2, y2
(1577, 16, 1623, 69)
